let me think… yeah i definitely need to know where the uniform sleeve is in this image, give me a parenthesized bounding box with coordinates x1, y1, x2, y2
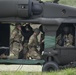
(10, 29, 17, 43)
(10, 29, 17, 39)
(56, 34, 61, 44)
(21, 35, 24, 42)
(69, 34, 73, 44)
(28, 36, 34, 46)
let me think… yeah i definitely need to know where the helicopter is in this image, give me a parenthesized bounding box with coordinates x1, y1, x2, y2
(0, 0, 76, 72)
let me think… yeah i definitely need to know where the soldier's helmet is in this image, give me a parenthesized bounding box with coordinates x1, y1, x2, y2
(15, 23, 21, 30)
(34, 28, 40, 35)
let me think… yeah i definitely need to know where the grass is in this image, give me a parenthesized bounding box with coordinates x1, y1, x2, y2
(0, 68, 76, 75)
(59, 0, 76, 6)
(42, 0, 76, 7)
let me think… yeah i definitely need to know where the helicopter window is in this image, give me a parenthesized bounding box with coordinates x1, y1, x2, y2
(56, 23, 75, 47)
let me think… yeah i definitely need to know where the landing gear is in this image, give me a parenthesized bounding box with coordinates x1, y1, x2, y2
(42, 61, 59, 72)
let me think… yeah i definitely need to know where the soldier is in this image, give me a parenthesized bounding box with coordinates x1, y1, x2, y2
(56, 34, 63, 46)
(38, 25, 45, 54)
(19, 23, 33, 59)
(26, 28, 41, 59)
(63, 27, 73, 47)
(56, 26, 73, 47)
(9, 23, 23, 59)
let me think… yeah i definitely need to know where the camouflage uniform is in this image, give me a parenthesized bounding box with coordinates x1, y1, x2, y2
(10, 27, 23, 59)
(56, 34, 73, 47)
(63, 34, 73, 47)
(21, 24, 33, 59)
(26, 31, 41, 59)
(56, 34, 62, 46)
(37, 31, 44, 54)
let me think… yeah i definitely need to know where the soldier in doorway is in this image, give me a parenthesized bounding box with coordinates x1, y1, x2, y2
(38, 25, 45, 55)
(26, 28, 41, 59)
(10, 23, 23, 59)
(19, 23, 33, 59)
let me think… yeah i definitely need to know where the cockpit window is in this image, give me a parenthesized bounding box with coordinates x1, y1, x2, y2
(56, 23, 75, 47)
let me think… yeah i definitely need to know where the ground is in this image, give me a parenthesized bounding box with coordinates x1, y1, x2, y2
(0, 65, 42, 72)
